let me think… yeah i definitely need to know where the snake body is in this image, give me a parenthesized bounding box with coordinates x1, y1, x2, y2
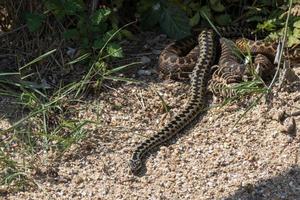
(208, 38, 245, 99)
(130, 23, 300, 173)
(157, 27, 263, 79)
(130, 27, 265, 174)
(235, 38, 300, 60)
(130, 29, 217, 173)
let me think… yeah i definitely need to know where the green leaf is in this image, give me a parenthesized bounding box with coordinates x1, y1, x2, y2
(188, 2, 201, 12)
(209, 0, 225, 12)
(257, 19, 276, 31)
(190, 12, 200, 27)
(159, 5, 191, 39)
(141, 4, 161, 28)
(106, 43, 123, 58)
(64, 0, 85, 15)
(288, 35, 300, 47)
(215, 14, 231, 26)
(93, 39, 105, 49)
(25, 13, 44, 32)
(93, 29, 119, 50)
(293, 28, 300, 38)
(91, 8, 111, 25)
(293, 20, 300, 28)
(104, 29, 120, 41)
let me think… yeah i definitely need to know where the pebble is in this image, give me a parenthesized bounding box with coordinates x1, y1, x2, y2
(279, 117, 296, 135)
(137, 69, 152, 76)
(140, 56, 151, 64)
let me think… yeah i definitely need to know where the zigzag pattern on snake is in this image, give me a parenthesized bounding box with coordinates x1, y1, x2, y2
(209, 38, 300, 100)
(129, 27, 267, 174)
(130, 29, 217, 174)
(208, 38, 245, 99)
(130, 4, 300, 175)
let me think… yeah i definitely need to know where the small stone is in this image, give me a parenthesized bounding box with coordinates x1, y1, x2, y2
(285, 67, 300, 83)
(66, 47, 77, 58)
(0, 185, 8, 195)
(276, 110, 286, 122)
(140, 56, 151, 64)
(271, 131, 279, 138)
(137, 69, 152, 76)
(279, 117, 296, 135)
(152, 49, 161, 55)
(74, 176, 84, 184)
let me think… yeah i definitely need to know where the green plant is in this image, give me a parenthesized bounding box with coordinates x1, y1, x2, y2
(0, 49, 91, 190)
(137, 0, 299, 47)
(25, 1, 124, 57)
(0, 11, 140, 191)
(136, 0, 239, 39)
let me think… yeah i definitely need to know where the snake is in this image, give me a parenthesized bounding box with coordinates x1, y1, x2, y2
(207, 38, 246, 100)
(209, 37, 300, 100)
(129, 24, 300, 174)
(129, 27, 266, 174)
(130, 29, 216, 174)
(291, 3, 300, 16)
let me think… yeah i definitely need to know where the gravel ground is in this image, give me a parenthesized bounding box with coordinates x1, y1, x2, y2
(3, 32, 300, 200)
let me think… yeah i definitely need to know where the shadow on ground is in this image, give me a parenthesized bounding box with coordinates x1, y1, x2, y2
(224, 165, 300, 200)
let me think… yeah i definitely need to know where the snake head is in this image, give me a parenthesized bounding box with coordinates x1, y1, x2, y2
(129, 159, 142, 174)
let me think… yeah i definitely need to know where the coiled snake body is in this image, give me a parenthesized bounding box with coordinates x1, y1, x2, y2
(130, 24, 300, 174)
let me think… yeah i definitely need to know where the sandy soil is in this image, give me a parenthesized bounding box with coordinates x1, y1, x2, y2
(3, 32, 300, 200)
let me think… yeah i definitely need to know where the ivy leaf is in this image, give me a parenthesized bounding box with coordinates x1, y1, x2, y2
(293, 20, 300, 28)
(103, 29, 120, 42)
(25, 13, 44, 32)
(267, 32, 280, 41)
(91, 8, 111, 25)
(107, 43, 123, 58)
(93, 28, 122, 50)
(293, 28, 300, 38)
(159, 5, 191, 39)
(257, 19, 276, 31)
(288, 35, 300, 47)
